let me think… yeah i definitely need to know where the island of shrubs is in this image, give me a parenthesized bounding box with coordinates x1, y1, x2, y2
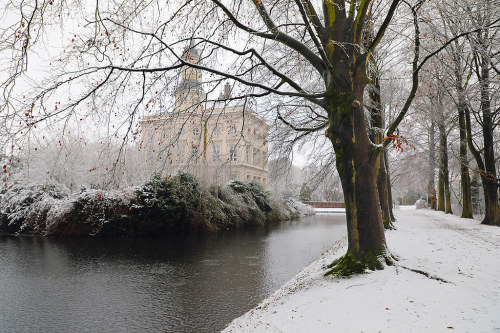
(0, 173, 314, 237)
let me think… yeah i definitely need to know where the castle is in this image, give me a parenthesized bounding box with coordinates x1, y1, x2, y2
(140, 47, 269, 189)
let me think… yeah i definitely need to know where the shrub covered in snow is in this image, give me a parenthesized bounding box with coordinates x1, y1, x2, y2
(415, 198, 428, 209)
(267, 198, 316, 222)
(0, 173, 300, 237)
(45, 187, 135, 236)
(0, 182, 69, 234)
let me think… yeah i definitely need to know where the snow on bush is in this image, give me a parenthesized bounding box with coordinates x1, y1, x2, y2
(286, 198, 316, 216)
(0, 174, 300, 236)
(415, 198, 428, 209)
(0, 182, 69, 234)
(267, 198, 316, 222)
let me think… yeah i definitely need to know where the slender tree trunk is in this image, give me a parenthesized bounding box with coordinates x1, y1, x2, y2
(443, 135, 452, 214)
(452, 40, 473, 218)
(428, 120, 437, 210)
(377, 156, 392, 229)
(436, 80, 452, 214)
(437, 122, 446, 212)
(384, 152, 396, 221)
(368, 68, 393, 229)
(458, 97, 473, 218)
(437, 123, 452, 214)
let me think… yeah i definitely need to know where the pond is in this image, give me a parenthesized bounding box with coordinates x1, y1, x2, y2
(0, 214, 346, 332)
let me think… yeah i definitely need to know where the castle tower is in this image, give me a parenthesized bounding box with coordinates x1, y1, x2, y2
(174, 46, 206, 112)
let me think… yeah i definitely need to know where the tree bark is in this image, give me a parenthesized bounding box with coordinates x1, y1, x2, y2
(437, 122, 452, 214)
(384, 151, 396, 221)
(368, 67, 393, 229)
(437, 122, 445, 212)
(458, 97, 473, 218)
(478, 52, 499, 225)
(464, 102, 499, 225)
(436, 79, 452, 214)
(428, 120, 437, 210)
(465, 36, 499, 225)
(320, 1, 407, 276)
(443, 139, 452, 215)
(451, 37, 473, 218)
(325, 89, 387, 269)
(376, 154, 392, 229)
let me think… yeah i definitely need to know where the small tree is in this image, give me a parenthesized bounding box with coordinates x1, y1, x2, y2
(299, 183, 313, 202)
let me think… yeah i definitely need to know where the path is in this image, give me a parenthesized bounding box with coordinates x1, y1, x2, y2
(223, 207, 500, 332)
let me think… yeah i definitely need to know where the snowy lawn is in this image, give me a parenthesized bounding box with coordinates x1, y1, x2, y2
(223, 207, 500, 332)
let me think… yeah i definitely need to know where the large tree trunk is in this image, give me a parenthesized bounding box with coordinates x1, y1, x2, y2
(465, 103, 499, 225)
(325, 90, 388, 276)
(465, 40, 499, 225)
(321, 5, 399, 277)
(478, 55, 499, 225)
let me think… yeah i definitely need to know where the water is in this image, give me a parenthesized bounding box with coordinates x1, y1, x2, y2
(0, 214, 346, 332)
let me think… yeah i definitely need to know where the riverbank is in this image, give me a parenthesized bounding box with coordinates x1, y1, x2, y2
(224, 207, 500, 332)
(0, 174, 314, 237)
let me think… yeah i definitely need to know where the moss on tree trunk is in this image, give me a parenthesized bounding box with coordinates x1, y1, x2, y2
(325, 89, 389, 276)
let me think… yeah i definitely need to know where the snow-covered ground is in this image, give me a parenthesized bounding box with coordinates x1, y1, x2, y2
(224, 207, 500, 332)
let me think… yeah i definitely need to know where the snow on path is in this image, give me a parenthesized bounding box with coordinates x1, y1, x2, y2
(223, 207, 500, 333)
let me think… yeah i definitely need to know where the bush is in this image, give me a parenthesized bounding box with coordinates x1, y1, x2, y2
(0, 182, 69, 234)
(0, 174, 305, 237)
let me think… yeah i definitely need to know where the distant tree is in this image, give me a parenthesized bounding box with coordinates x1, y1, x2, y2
(462, 0, 499, 225)
(435, 76, 453, 215)
(427, 120, 437, 210)
(436, 1, 474, 218)
(299, 183, 313, 202)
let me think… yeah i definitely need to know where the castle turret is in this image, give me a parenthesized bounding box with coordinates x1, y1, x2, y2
(174, 46, 206, 112)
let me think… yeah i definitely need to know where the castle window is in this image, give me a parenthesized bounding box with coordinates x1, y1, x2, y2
(212, 144, 221, 162)
(193, 128, 200, 137)
(213, 127, 220, 137)
(229, 126, 237, 136)
(229, 145, 237, 162)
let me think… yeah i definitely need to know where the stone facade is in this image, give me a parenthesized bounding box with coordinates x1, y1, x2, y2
(140, 48, 269, 189)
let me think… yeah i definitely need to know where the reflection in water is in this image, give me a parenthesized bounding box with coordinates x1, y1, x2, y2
(0, 214, 346, 332)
